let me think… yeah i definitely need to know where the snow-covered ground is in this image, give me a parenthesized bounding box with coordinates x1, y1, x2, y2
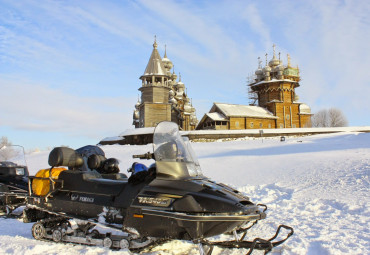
(1, 132, 369, 254)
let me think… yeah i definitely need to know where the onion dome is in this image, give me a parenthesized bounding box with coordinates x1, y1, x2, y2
(184, 98, 192, 113)
(269, 44, 280, 67)
(263, 65, 271, 73)
(135, 100, 140, 109)
(176, 73, 185, 90)
(294, 94, 300, 102)
(133, 110, 139, 119)
(190, 109, 198, 125)
(255, 68, 263, 76)
(278, 63, 285, 71)
(169, 90, 175, 97)
(269, 57, 279, 67)
(169, 97, 177, 105)
(299, 103, 311, 114)
(254, 68, 263, 75)
(263, 53, 271, 73)
(171, 66, 178, 81)
(255, 57, 263, 76)
(191, 105, 196, 113)
(169, 90, 177, 105)
(162, 45, 173, 71)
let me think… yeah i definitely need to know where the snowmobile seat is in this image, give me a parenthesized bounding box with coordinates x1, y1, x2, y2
(48, 147, 84, 170)
(58, 170, 127, 195)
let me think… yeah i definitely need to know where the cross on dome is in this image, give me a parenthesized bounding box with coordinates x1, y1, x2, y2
(153, 35, 158, 49)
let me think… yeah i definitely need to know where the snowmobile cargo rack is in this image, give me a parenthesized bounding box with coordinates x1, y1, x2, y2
(28, 171, 64, 198)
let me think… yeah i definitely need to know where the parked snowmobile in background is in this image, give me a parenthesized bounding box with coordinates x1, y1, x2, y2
(0, 145, 29, 216)
(24, 122, 293, 254)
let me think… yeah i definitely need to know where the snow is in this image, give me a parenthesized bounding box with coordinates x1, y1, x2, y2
(251, 79, 299, 87)
(214, 103, 277, 119)
(185, 126, 370, 135)
(100, 136, 124, 142)
(206, 112, 227, 121)
(119, 127, 155, 137)
(1, 132, 369, 254)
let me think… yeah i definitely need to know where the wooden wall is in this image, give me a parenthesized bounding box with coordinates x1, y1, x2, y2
(253, 81, 312, 128)
(299, 114, 312, 128)
(230, 117, 276, 129)
(140, 86, 170, 104)
(142, 103, 171, 127)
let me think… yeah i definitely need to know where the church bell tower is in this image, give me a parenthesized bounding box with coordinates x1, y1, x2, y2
(132, 37, 198, 130)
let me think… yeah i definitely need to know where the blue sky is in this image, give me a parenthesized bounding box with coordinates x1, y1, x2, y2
(1, 0, 369, 150)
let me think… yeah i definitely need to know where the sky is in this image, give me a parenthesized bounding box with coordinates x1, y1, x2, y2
(1, 0, 369, 150)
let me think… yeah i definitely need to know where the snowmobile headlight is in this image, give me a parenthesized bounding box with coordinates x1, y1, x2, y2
(15, 168, 25, 175)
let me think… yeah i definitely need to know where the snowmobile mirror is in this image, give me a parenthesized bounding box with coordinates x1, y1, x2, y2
(48, 147, 84, 169)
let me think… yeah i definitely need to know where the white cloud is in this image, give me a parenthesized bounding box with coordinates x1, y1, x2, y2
(240, 4, 272, 49)
(0, 77, 134, 138)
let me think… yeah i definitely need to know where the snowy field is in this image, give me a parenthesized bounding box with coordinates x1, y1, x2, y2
(0, 132, 369, 254)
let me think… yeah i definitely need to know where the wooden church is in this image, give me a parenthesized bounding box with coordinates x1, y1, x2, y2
(132, 38, 198, 131)
(197, 45, 312, 130)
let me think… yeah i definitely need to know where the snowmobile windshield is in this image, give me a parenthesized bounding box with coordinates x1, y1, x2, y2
(153, 122, 202, 179)
(0, 145, 28, 176)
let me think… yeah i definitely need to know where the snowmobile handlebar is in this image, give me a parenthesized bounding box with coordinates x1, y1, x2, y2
(132, 152, 154, 160)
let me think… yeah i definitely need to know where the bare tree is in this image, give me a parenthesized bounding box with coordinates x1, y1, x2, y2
(312, 108, 348, 127)
(0, 137, 16, 161)
(0, 137, 11, 148)
(328, 108, 348, 127)
(311, 109, 329, 127)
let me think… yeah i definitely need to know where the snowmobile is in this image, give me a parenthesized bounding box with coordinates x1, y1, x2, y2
(0, 145, 29, 216)
(24, 121, 293, 254)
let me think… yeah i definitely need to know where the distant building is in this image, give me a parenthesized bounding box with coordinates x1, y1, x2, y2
(197, 45, 312, 130)
(197, 103, 278, 130)
(132, 38, 198, 130)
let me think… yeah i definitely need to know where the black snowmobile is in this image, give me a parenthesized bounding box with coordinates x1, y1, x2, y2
(0, 145, 29, 216)
(25, 121, 293, 254)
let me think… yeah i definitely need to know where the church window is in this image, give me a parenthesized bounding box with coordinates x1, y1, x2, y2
(268, 123, 271, 128)
(280, 124, 284, 128)
(235, 121, 239, 127)
(250, 122, 254, 128)
(259, 123, 263, 128)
